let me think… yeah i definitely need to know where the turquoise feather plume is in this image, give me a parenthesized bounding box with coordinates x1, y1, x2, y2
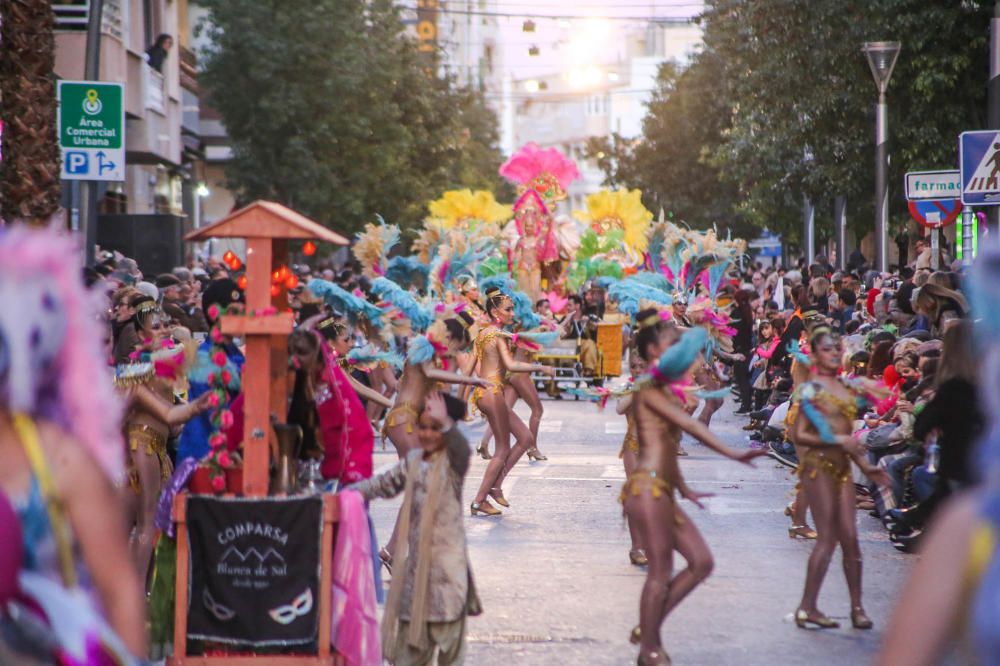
(385, 255, 429, 291)
(308, 279, 385, 327)
(406, 335, 436, 366)
(370, 277, 434, 332)
(653, 327, 707, 382)
(608, 279, 673, 317)
(346, 347, 404, 371)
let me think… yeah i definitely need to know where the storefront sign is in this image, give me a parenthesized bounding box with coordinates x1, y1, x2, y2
(417, 0, 439, 74)
(186, 495, 323, 646)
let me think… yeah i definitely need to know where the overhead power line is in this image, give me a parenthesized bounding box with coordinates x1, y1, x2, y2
(395, 5, 698, 22)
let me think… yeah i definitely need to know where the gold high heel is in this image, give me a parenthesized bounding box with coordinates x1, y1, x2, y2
(476, 444, 492, 460)
(526, 447, 548, 461)
(637, 648, 671, 665)
(794, 609, 840, 629)
(629, 626, 641, 644)
(489, 488, 510, 507)
(629, 549, 648, 566)
(470, 500, 502, 516)
(850, 607, 873, 630)
(784, 503, 794, 518)
(788, 525, 818, 539)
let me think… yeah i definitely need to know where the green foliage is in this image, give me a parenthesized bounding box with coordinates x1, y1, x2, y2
(590, 0, 993, 247)
(197, 0, 508, 235)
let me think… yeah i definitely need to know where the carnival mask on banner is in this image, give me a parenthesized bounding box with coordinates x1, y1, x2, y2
(185, 495, 323, 647)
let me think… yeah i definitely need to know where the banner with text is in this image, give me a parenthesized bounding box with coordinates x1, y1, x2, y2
(186, 495, 323, 647)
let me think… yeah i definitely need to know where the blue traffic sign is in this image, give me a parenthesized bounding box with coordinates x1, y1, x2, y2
(960, 130, 1000, 205)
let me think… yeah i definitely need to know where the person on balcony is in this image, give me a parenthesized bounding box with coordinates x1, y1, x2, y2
(144, 34, 172, 73)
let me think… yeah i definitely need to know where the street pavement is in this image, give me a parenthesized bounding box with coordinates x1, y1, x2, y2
(368, 393, 913, 665)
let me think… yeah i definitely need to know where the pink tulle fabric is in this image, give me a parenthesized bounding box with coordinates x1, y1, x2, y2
(500, 142, 580, 188)
(331, 490, 380, 666)
(0, 226, 124, 479)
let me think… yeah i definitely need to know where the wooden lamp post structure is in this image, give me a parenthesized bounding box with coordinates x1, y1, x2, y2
(168, 201, 349, 665)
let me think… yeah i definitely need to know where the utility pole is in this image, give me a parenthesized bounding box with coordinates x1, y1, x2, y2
(989, 1, 1000, 235)
(834, 196, 847, 270)
(78, 0, 104, 265)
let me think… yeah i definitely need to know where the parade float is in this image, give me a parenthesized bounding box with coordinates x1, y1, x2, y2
(169, 201, 351, 665)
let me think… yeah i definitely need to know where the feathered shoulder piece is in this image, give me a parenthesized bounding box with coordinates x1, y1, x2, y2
(428, 189, 512, 230)
(406, 334, 450, 367)
(370, 277, 434, 332)
(429, 241, 491, 298)
(308, 279, 385, 328)
(573, 189, 652, 254)
(352, 216, 400, 279)
(500, 142, 580, 202)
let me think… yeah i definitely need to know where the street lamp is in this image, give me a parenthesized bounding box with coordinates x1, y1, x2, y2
(862, 41, 901, 272)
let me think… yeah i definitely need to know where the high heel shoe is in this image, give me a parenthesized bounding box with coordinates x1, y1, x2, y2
(488, 488, 510, 507)
(637, 648, 671, 665)
(476, 444, 492, 460)
(470, 500, 502, 516)
(794, 609, 839, 629)
(629, 549, 648, 566)
(784, 504, 794, 518)
(850, 607, 873, 630)
(526, 447, 548, 461)
(629, 626, 641, 644)
(788, 525, 818, 539)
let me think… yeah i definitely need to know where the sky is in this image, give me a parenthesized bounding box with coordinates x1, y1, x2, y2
(491, 0, 705, 78)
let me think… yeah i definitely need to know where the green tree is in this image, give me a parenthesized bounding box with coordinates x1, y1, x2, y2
(592, 0, 992, 251)
(197, 0, 506, 236)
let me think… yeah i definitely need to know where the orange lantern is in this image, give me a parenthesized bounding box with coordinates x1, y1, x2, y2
(228, 257, 242, 271)
(277, 265, 290, 281)
(285, 274, 299, 290)
(302, 241, 317, 256)
(272, 269, 282, 282)
(236, 275, 248, 290)
(223, 250, 236, 264)
(270, 283, 281, 297)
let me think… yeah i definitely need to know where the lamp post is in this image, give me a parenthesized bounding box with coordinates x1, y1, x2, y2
(862, 41, 901, 273)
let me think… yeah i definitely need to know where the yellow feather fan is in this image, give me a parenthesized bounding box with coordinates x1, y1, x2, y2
(573, 189, 652, 253)
(352, 220, 401, 279)
(426, 189, 512, 230)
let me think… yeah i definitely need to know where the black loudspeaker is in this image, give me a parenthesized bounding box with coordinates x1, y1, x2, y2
(97, 214, 186, 276)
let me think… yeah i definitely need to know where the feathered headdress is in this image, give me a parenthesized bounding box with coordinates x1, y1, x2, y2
(500, 142, 580, 203)
(479, 275, 541, 329)
(352, 216, 400, 279)
(308, 279, 386, 329)
(429, 240, 492, 298)
(385, 255, 430, 291)
(607, 278, 673, 318)
(427, 189, 512, 230)
(0, 227, 124, 479)
(573, 189, 652, 256)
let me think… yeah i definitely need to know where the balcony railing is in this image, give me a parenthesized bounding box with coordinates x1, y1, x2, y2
(144, 63, 166, 115)
(180, 46, 198, 93)
(54, 0, 125, 40)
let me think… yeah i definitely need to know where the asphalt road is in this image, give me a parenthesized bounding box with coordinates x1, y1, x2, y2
(368, 393, 913, 665)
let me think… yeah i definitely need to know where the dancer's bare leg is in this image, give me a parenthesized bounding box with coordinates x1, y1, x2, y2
(660, 505, 713, 619)
(128, 447, 163, 585)
(836, 474, 864, 609)
(625, 491, 676, 656)
(622, 447, 643, 552)
(497, 410, 535, 483)
(797, 470, 839, 616)
(510, 372, 544, 453)
(473, 392, 513, 505)
(479, 385, 519, 458)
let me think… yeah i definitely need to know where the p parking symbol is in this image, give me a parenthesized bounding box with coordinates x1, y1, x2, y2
(66, 151, 89, 175)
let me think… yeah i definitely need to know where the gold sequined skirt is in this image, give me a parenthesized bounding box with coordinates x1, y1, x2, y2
(470, 374, 506, 413)
(382, 402, 420, 438)
(127, 424, 172, 495)
(796, 448, 852, 486)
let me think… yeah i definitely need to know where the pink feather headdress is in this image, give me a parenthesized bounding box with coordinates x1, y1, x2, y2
(499, 142, 580, 202)
(0, 226, 124, 479)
